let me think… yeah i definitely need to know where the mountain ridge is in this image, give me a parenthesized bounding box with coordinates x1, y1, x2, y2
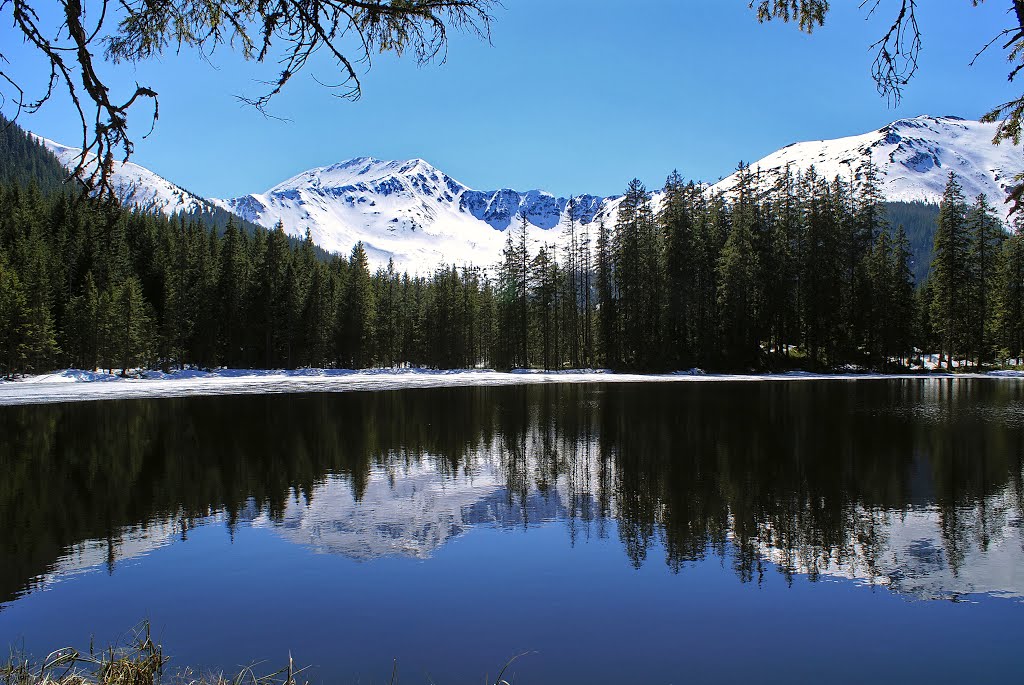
(32, 114, 1024, 272)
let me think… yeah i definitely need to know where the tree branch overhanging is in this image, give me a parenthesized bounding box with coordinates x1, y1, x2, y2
(0, 0, 496, 199)
(754, 0, 1024, 215)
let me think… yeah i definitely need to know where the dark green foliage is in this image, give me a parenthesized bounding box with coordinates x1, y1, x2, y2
(0, 257, 28, 378)
(991, 216, 1024, 364)
(716, 165, 760, 367)
(929, 174, 973, 368)
(0, 117, 70, 195)
(612, 179, 662, 369)
(967, 194, 1005, 365)
(885, 201, 940, 284)
(2, 114, 1020, 375)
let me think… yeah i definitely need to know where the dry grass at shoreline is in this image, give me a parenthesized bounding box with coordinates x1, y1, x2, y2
(1, 624, 306, 685)
(2, 624, 528, 685)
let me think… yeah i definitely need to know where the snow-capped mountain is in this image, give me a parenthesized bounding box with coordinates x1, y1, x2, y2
(32, 115, 1024, 272)
(36, 135, 219, 216)
(214, 115, 1024, 270)
(712, 115, 1023, 218)
(214, 157, 607, 271)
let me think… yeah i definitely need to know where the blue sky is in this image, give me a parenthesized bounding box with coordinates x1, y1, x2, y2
(3, 0, 1019, 199)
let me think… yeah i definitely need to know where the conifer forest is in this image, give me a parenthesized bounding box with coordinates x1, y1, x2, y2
(2, 120, 1023, 378)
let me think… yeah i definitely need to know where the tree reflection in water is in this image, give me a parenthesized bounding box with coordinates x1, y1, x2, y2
(2, 379, 1022, 604)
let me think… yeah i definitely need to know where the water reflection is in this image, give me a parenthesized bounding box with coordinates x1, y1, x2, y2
(1, 380, 1022, 605)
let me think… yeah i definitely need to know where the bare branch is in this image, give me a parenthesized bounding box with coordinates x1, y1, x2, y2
(864, 0, 920, 105)
(0, 0, 496, 202)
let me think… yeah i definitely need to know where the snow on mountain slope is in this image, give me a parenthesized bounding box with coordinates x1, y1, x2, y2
(31, 114, 1024, 272)
(222, 115, 1024, 272)
(712, 115, 1024, 220)
(35, 135, 214, 216)
(215, 157, 606, 272)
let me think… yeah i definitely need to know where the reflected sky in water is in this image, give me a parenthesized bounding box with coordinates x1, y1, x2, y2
(1, 380, 1022, 683)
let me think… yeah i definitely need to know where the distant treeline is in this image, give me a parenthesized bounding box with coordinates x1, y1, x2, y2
(1, 118, 1023, 376)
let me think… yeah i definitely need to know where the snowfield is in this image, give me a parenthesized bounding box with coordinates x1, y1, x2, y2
(1, 367, 1022, 406)
(31, 115, 1024, 273)
(34, 136, 215, 216)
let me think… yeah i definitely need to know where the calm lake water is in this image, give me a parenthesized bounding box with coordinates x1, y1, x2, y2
(1, 380, 1023, 683)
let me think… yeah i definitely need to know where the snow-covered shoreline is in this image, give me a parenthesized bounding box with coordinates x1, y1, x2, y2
(1, 367, 1022, 407)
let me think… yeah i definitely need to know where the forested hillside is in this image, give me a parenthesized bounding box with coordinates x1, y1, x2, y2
(886, 201, 941, 284)
(2, 118, 1023, 377)
(0, 122, 70, 195)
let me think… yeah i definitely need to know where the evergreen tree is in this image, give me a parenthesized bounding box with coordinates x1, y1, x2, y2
(966, 193, 1005, 365)
(340, 242, 376, 368)
(717, 164, 760, 367)
(661, 170, 692, 367)
(531, 245, 558, 370)
(111, 276, 155, 375)
(65, 272, 101, 370)
(18, 234, 60, 371)
(850, 157, 888, 356)
(929, 173, 972, 368)
(595, 218, 618, 368)
(613, 179, 661, 369)
(992, 215, 1024, 364)
(0, 257, 28, 377)
(217, 217, 251, 367)
(257, 222, 293, 367)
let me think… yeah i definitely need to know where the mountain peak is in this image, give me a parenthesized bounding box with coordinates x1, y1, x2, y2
(714, 115, 1019, 219)
(272, 156, 464, 196)
(32, 114, 1024, 274)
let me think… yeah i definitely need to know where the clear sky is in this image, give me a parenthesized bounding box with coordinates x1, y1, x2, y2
(3, 0, 1020, 200)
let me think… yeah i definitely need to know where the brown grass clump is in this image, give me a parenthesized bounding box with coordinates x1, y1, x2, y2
(2, 623, 530, 684)
(1, 624, 304, 685)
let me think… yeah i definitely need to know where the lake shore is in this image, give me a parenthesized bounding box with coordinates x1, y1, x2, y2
(2, 366, 1023, 406)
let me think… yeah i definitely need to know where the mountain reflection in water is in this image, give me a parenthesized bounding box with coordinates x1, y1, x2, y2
(1, 380, 1022, 607)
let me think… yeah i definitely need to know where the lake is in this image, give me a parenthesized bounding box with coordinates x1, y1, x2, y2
(1, 380, 1022, 683)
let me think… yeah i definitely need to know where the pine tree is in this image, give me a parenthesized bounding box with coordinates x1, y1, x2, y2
(798, 167, 845, 365)
(929, 173, 972, 368)
(496, 214, 530, 369)
(531, 245, 557, 370)
(0, 257, 28, 377)
(217, 217, 250, 367)
(65, 271, 101, 370)
(563, 195, 580, 368)
(693, 190, 726, 366)
(850, 157, 888, 357)
(763, 164, 799, 360)
(966, 193, 1005, 365)
(595, 217, 618, 368)
(516, 213, 529, 367)
(717, 163, 760, 367)
(340, 242, 376, 368)
(18, 235, 59, 371)
(257, 222, 292, 367)
(578, 208, 594, 367)
(613, 179, 660, 369)
(892, 225, 917, 364)
(661, 170, 692, 367)
(112, 276, 155, 375)
(992, 215, 1024, 364)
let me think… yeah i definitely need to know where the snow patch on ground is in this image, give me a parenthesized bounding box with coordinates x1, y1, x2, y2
(1, 367, 1022, 406)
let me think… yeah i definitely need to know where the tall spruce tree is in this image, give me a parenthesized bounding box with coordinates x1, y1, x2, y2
(660, 170, 693, 367)
(967, 193, 1005, 366)
(717, 164, 761, 367)
(992, 215, 1024, 364)
(0, 257, 28, 377)
(595, 217, 618, 368)
(929, 173, 972, 369)
(340, 242, 376, 368)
